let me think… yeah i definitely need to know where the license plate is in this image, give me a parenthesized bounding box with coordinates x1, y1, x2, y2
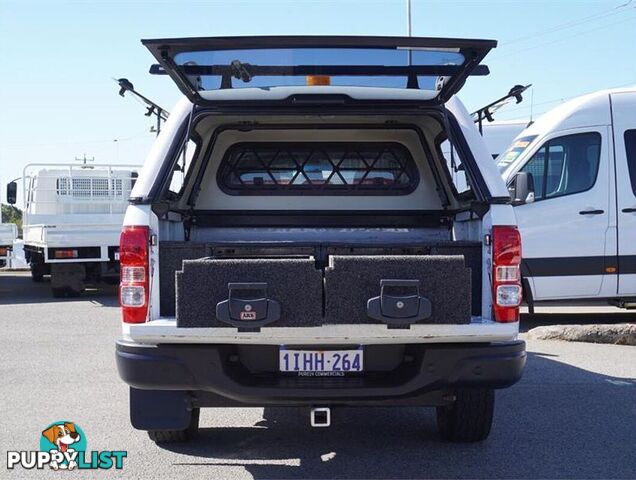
(279, 347, 363, 374)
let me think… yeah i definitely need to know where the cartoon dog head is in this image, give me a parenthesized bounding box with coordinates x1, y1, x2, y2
(42, 423, 81, 453)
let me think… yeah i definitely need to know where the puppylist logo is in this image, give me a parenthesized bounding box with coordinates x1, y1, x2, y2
(7, 421, 127, 471)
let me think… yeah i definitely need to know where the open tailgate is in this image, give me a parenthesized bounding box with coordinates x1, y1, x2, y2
(142, 35, 496, 104)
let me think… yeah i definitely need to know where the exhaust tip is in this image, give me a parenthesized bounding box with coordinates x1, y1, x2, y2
(310, 407, 331, 427)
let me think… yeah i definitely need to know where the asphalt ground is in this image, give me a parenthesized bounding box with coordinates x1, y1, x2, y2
(1, 270, 635, 479)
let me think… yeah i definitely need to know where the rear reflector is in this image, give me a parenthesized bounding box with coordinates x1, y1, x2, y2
(119, 226, 150, 323)
(492, 226, 522, 322)
(0, 247, 7, 256)
(54, 249, 78, 259)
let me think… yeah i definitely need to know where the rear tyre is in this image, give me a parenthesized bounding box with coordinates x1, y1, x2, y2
(436, 388, 494, 442)
(51, 287, 67, 298)
(31, 263, 45, 282)
(147, 408, 200, 444)
(65, 286, 84, 297)
(50, 264, 85, 297)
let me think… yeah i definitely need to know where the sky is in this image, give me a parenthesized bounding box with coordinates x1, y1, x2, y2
(0, 0, 635, 209)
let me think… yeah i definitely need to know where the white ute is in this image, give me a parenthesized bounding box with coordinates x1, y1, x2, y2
(499, 86, 636, 308)
(6, 163, 139, 296)
(115, 36, 526, 444)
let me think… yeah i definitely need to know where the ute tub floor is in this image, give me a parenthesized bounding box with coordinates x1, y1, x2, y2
(175, 255, 471, 328)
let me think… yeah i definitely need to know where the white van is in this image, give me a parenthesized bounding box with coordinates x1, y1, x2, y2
(443, 120, 527, 161)
(499, 86, 636, 307)
(481, 120, 528, 159)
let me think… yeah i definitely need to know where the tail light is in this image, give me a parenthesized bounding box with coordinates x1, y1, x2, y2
(54, 249, 78, 259)
(492, 226, 522, 322)
(119, 226, 149, 323)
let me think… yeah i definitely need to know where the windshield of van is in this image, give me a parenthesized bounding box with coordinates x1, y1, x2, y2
(496, 135, 538, 173)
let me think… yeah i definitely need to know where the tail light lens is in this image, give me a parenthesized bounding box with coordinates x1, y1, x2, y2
(492, 226, 522, 322)
(54, 249, 78, 259)
(119, 226, 149, 323)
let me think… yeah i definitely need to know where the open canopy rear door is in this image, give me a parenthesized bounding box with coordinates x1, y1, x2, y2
(142, 36, 496, 105)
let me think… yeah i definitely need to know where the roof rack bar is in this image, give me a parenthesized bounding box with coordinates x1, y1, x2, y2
(149, 63, 490, 78)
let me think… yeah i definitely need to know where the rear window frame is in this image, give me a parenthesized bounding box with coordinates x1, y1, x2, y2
(215, 141, 421, 196)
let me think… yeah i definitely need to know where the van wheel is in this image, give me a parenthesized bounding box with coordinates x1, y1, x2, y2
(436, 389, 494, 442)
(147, 408, 200, 443)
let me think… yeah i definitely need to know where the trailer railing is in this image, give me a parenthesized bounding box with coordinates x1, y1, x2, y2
(22, 163, 141, 220)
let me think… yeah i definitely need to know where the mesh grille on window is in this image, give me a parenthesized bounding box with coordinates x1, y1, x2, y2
(218, 142, 418, 195)
(111, 179, 123, 197)
(92, 178, 109, 197)
(57, 178, 70, 196)
(72, 178, 92, 198)
(55, 177, 126, 199)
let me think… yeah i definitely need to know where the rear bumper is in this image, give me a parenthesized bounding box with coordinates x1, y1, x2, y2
(116, 339, 526, 406)
(122, 319, 520, 345)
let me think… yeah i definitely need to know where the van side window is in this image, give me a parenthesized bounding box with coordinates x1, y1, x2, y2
(519, 132, 601, 201)
(520, 147, 546, 199)
(624, 130, 636, 196)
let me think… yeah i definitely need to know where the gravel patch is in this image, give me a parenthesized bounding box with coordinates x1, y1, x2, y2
(527, 323, 636, 345)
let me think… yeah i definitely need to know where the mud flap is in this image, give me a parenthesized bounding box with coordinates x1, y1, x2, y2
(50, 263, 86, 292)
(129, 388, 192, 431)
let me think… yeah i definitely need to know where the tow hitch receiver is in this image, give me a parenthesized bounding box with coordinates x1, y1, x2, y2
(310, 407, 331, 427)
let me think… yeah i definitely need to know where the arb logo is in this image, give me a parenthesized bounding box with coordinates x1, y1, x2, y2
(6, 421, 126, 471)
